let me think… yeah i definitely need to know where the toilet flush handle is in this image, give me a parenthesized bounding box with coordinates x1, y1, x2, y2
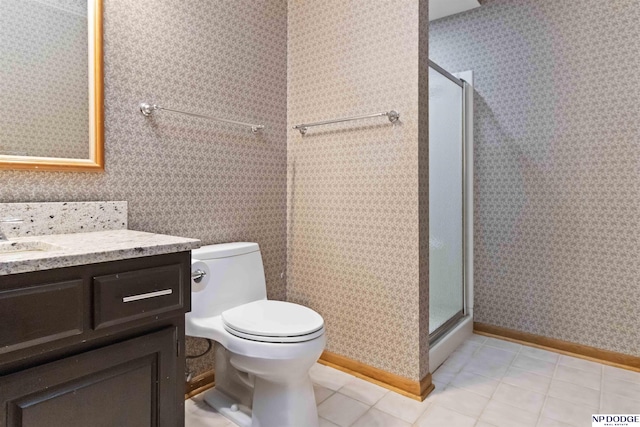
(192, 269, 206, 283)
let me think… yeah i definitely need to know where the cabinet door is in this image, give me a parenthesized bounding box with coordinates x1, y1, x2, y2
(0, 328, 180, 427)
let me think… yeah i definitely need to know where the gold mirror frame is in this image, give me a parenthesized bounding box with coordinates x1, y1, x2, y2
(0, 0, 104, 172)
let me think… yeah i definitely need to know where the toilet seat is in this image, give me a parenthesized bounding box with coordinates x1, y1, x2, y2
(222, 300, 325, 343)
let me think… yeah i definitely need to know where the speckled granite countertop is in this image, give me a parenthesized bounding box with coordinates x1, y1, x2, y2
(0, 229, 201, 276)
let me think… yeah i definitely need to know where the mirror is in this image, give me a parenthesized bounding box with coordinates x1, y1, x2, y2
(0, 0, 103, 172)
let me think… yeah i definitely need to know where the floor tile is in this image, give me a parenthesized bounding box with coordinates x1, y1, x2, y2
(541, 396, 597, 427)
(314, 384, 335, 404)
(467, 334, 487, 344)
(603, 365, 640, 385)
(512, 354, 557, 377)
(474, 346, 518, 365)
(185, 337, 636, 427)
(436, 385, 490, 417)
(317, 393, 369, 427)
(536, 416, 575, 427)
(425, 380, 449, 404)
(519, 346, 560, 364)
(502, 366, 552, 394)
(185, 398, 201, 414)
(338, 376, 388, 405)
(600, 391, 640, 413)
(415, 405, 477, 427)
(433, 364, 460, 384)
(443, 350, 475, 372)
(185, 401, 234, 427)
(450, 370, 500, 398)
(319, 417, 340, 427)
(548, 379, 600, 409)
(602, 375, 640, 402)
(554, 364, 601, 391)
(463, 357, 511, 380)
(374, 390, 431, 423)
(185, 415, 233, 427)
(483, 337, 522, 353)
(479, 400, 539, 427)
(310, 363, 354, 391)
(456, 340, 483, 355)
(186, 396, 235, 422)
(492, 382, 546, 414)
(557, 356, 602, 375)
(351, 407, 410, 427)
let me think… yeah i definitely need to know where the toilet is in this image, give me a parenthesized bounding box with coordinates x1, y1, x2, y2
(186, 242, 326, 427)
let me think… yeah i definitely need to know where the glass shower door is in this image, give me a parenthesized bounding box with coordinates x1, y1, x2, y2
(428, 64, 464, 340)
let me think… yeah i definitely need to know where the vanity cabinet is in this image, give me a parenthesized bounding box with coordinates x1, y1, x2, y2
(0, 252, 191, 427)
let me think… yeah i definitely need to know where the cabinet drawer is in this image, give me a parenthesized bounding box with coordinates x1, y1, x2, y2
(0, 280, 84, 355)
(93, 264, 184, 329)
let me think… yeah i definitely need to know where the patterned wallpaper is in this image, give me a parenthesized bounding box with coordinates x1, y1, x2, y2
(287, 0, 430, 381)
(418, 1, 430, 379)
(33, 0, 87, 16)
(0, 0, 288, 376)
(431, 0, 640, 356)
(0, 0, 89, 159)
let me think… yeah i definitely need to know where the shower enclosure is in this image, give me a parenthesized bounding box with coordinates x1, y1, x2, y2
(428, 60, 473, 370)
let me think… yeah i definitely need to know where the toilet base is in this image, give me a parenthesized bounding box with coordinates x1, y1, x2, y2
(251, 375, 319, 427)
(203, 376, 320, 427)
(203, 388, 252, 427)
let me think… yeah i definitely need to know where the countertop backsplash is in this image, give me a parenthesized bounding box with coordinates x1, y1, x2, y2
(0, 201, 128, 238)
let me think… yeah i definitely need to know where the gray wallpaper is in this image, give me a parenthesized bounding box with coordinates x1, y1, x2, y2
(287, 0, 430, 381)
(430, 0, 640, 356)
(0, 0, 288, 376)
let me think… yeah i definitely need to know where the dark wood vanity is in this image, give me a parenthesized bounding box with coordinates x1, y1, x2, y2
(0, 251, 191, 427)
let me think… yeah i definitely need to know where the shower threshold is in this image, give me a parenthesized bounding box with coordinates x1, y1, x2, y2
(429, 310, 465, 346)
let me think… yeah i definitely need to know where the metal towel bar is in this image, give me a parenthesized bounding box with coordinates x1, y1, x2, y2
(139, 103, 265, 133)
(293, 110, 399, 135)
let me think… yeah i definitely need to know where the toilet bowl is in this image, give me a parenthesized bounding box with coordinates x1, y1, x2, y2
(186, 243, 326, 427)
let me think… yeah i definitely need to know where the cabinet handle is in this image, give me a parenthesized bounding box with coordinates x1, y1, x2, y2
(122, 288, 173, 303)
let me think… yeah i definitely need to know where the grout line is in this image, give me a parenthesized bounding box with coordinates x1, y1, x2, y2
(553, 364, 602, 392)
(471, 338, 524, 424)
(414, 404, 436, 426)
(337, 378, 390, 408)
(535, 356, 560, 427)
(346, 405, 372, 427)
(605, 377, 640, 399)
(326, 337, 622, 427)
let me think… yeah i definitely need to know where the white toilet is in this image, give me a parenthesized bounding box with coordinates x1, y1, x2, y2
(186, 242, 326, 427)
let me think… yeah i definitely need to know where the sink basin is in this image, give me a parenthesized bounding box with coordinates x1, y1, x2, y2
(0, 241, 62, 258)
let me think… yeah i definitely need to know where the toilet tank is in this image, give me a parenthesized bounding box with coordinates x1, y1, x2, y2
(189, 242, 267, 319)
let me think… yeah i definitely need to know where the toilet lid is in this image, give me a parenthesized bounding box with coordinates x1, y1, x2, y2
(221, 300, 324, 339)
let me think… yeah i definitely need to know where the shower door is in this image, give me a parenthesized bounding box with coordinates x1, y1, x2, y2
(428, 62, 465, 342)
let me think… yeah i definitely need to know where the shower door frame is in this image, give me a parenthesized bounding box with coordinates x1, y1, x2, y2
(428, 60, 469, 345)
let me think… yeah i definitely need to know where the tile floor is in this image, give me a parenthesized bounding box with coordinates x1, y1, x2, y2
(185, 334, 640, 427)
